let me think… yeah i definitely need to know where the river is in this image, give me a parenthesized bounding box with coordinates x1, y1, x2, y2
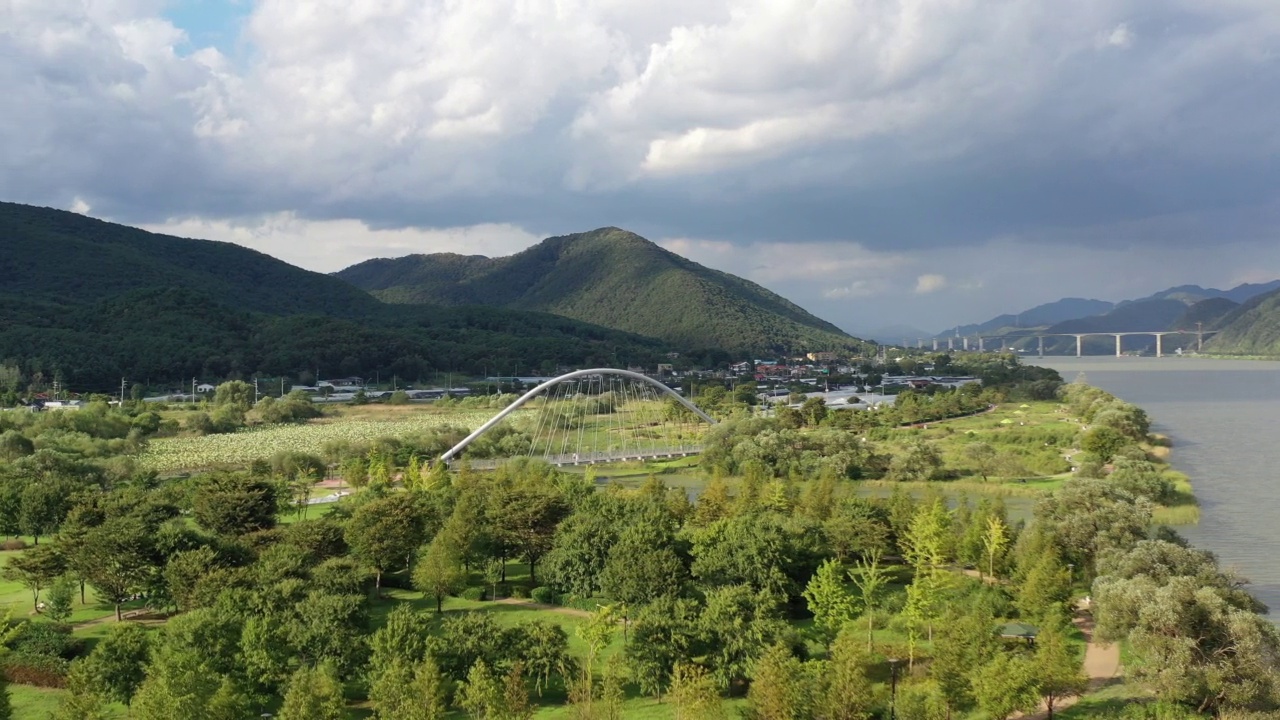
(1035, 357, 1280, 614)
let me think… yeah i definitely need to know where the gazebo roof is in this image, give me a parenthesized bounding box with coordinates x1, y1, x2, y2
(999, 622, 1039, 638)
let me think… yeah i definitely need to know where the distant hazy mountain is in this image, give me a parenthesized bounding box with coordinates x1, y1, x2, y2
(936, 298, 1114, 338)
(945, 281, 1280, 343)
(338, 227, 866, 354)
(850, 325, 937, 346)
(1135, 280, 1280, 306)
(1203, 287, 1280, 355)
(1045, 299, 1190, 334)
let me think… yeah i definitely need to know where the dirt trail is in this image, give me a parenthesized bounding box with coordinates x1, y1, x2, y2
(493, 597, 595, 619)
(1016, 601, 1121, 719)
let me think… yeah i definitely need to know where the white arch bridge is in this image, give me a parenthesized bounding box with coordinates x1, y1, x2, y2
(439, 368, 718, 468)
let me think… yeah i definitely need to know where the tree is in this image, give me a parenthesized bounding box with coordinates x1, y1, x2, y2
(368, 604, 431, 681)
(801, 559, 858, 642)
(213, 380, 254, 411)
(76, 518, 158, 620)
(369, 655, 449, 720)
(1016, 551, 1072, 623)
(412, 536, 467, 613)
(746, 643, 811, 719)
(670, 663, 724, 720)
(890, 439, 944, 482)
(503, 661, 534, 720)
(81, 623, 150, 708)
(457, 659, 505, 719)
(598, 514, 686, 610)
(965, 441, 999, 480)
(1033, 611, 1088, 719)
(20, 480, 74, 544)
(491, 475, 568, 584)
(53, 662, 107, 720)
(849, 549, 891, 652)
(982, 514, 1010, 579)
(972, 653, 1040, 720)
(929, 608, 998, 715)
(626, 597, 701, 700)
(45, 574, 75, 622)
(0, 432, 33, 461)
(278, 664, 347, 720)
(346, 492, 429, 592)
(816, 627, 874, 720)
(2, 543, 65, 604)
(192, 472, 278, 535)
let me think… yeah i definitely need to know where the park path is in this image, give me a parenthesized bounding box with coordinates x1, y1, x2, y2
(493, 597, 594, 619)
(1016, 601, 1121, 720)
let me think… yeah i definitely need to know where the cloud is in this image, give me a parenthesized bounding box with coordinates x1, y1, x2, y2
(6, 0, 1280, 330)
(915, 274, 949, 294)
(139, 214, 542, 272)
(1100, 22, 1135, 49)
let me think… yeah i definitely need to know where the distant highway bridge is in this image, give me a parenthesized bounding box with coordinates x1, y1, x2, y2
(903, 328, 1221, 357)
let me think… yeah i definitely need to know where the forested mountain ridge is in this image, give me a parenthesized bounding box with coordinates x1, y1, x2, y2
(0, 202, 382, 317)
(337, 227, 867, 354)
(0, 203, 668, 389)
(1203, 287, 1280, 355)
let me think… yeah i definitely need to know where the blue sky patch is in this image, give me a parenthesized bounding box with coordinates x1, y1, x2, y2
(163, 0, 251, 53)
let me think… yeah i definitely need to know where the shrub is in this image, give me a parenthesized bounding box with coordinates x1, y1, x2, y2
(508, 585, 529, 600)
(0, 538, 27, 551)
(460, 586, 486, 602)
(9, 621, 78, 660)
(530, 587, 558, 605)
(3, 652, 69, 688)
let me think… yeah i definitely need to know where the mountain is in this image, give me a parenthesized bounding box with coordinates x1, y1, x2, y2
(0, 203, 668, 390)
(1045, 299, 1190, 334)
(942, 281, 1280, 349)
(850, 325, 937, 346)
(337, 227, 866, 354)
(1203, 288, 1280, 355)
(1136, 280, 1280, 306)
(0, 202, 381, 318)
(1174, 297, 1239, 330)
(935, 298, 1114, 338)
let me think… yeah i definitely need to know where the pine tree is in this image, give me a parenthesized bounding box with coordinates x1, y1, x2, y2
(457, 659, 505, 719)
(817, 628, 874, 720)
(1033, 610, 1088, 719)
(802, 558, 858, 642)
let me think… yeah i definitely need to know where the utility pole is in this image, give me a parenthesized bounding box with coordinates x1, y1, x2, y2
(280, 377, 285, 397)
(192, 377, 196, 404)
(120, 378, 126, 406)
(254, 377, 260, 404)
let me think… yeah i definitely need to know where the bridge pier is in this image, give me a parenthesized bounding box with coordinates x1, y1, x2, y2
(1156, 333, 1163, 358)
(1038, 336, 1044, 357)
(1076, 335, 1083, 358)
(1115, 334, 1123, 357)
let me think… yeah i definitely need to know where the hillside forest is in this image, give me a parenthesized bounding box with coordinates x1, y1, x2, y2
(0, 361, 1268, 718)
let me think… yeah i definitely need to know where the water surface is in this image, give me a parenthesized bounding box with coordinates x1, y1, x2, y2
(1036, 357, 1280, 612)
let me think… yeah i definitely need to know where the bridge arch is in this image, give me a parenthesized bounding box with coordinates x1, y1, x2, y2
(439, 368, 717, 465)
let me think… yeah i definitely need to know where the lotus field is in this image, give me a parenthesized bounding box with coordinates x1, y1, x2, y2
(139, 411, 495, 473)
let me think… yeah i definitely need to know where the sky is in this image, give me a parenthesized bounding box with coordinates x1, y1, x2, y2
(6, 0, 1280, 336)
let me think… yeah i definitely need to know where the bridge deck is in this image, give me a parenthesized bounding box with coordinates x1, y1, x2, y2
(462, 447, 702, 470)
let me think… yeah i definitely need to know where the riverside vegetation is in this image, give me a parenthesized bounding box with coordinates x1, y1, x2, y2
(0, 365, 1268, 718)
